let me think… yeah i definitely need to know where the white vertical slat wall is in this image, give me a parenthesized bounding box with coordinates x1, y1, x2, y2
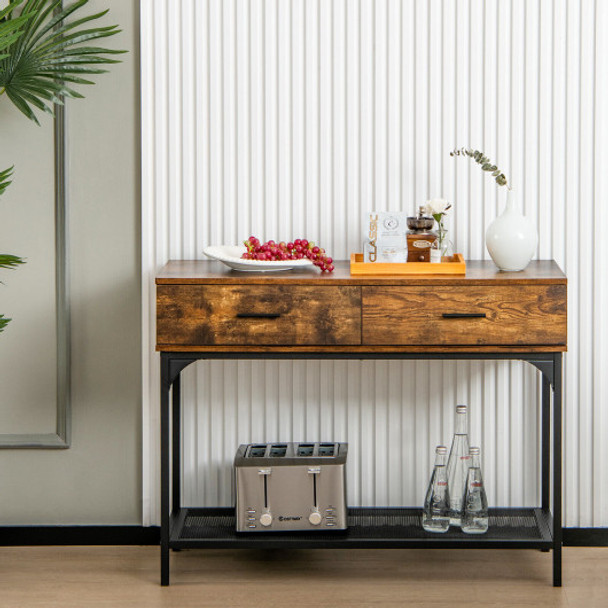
(141, 0, 608, 527)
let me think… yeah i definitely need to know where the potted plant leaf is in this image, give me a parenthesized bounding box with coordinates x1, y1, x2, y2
(0, 0, 124, 331)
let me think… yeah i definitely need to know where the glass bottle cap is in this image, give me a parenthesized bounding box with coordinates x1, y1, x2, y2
(456, 405, 468, 413)
(436, 446, 447, 455)
(469, 446, 480, 455)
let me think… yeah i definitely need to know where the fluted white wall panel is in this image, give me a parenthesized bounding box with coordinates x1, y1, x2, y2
(141, 0, 608, 527)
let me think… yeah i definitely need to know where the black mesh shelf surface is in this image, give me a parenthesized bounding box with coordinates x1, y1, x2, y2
(170, 507, 553, 550)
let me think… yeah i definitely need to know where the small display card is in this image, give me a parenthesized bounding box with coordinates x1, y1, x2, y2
(363, 211, 409, 263)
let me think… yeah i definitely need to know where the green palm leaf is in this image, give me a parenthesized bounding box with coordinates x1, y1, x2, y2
(0, 254, 26, 269)
(0, 248, 25, 334)
(0, 166, 24, 331)
(0, 0, 125, 124)
(0, 166, 24, 332)
(0, 165, 14, 196)
(0, 314, 11, 332)
(0, 2, 32, 61)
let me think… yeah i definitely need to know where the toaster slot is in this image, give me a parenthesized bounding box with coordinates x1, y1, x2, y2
(318, 443, 336, 457)
(297, 443, 314, 457)
(247, 444, 267, 458)
(269, 444, 287, 457)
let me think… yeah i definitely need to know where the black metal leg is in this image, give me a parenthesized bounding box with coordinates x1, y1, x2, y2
(160, 354, 171, 586)
(541, 374, 551, 511)
(172, 375, 181, 513)
(553, 353, 563, 587)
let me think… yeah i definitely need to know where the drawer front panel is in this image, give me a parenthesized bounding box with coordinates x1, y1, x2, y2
(362, 286, 567, 346)
(157, 285, 361, 346)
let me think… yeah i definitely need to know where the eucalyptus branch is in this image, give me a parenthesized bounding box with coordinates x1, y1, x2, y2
(450, 147, 509, 189)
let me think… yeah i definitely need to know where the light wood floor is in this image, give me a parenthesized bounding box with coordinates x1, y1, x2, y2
(0, 546, 606, 607)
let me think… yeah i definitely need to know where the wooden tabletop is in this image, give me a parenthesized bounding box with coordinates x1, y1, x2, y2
(156, 260, 566, 286)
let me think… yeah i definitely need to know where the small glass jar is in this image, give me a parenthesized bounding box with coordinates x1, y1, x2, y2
(430, 225, 454, 263)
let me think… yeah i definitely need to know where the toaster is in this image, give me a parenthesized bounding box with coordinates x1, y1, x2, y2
(234, 442, 348, 532)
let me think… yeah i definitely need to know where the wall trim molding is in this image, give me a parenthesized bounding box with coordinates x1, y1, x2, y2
(0, 104, 71, 449)
(0, 526, 605, 547)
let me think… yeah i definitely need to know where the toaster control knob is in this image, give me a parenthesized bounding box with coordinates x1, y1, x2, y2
(309, 511, 322, 526)
(260, 512, 272, 527)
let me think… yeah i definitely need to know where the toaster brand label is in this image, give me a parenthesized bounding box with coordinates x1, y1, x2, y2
(278, 515, 302, 522)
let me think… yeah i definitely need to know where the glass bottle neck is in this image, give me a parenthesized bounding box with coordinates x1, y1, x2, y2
(434, 453, 447, 467)
(470, 454, 481, 469)
(455, 411, 468, 435)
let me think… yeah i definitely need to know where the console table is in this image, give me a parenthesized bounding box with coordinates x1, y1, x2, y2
(156, 259, 567, 586)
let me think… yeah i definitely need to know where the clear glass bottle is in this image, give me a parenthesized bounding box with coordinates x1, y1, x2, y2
(461, 446, 489, 534)
(446, 405, 471, 525)
(422, 445, 450, 533)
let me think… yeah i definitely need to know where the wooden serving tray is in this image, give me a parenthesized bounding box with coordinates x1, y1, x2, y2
(350, 253, 466, 276)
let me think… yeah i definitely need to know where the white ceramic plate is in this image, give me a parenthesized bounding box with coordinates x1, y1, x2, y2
(203, 245, 313, 272)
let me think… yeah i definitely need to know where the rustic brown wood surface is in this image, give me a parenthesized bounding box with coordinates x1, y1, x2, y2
(362, 285, 567, 346)
(156, 259, 566, 285)
(156, 260, 567, 352)
(157, 285, 361, 346)
(155, 344, 566, 353)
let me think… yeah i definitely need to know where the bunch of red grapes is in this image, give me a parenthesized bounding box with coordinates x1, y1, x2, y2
(242, 236, 335, 273)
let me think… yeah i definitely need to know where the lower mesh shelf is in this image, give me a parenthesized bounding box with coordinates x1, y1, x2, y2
(172, 507, 553, 548)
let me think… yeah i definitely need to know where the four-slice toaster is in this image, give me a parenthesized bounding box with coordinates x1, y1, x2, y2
(234, 442, 348, 532)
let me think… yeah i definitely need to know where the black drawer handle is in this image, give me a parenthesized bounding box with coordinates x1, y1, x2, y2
(442, 313, 487, 319)
(236, 313, 282, 319)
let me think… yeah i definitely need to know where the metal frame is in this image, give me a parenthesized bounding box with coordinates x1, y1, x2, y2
(0, 103, 70, 449)
(159, 351, 563, 586)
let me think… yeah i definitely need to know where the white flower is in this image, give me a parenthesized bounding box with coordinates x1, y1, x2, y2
(423, 198, 452, 216)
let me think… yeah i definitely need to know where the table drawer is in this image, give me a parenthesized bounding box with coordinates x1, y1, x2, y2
(362, 286, 567, 346)
(157, 285, 361, 346)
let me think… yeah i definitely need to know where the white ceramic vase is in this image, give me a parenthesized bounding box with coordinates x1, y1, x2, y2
(485, 189, 538, 272)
